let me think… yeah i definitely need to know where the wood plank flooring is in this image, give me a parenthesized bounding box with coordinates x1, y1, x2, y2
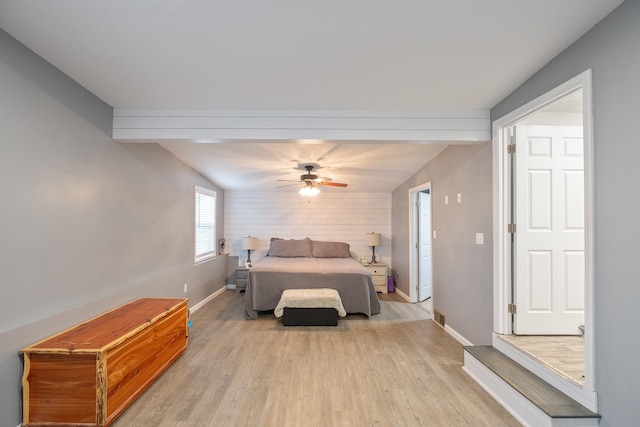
(113, 291, 520, 427)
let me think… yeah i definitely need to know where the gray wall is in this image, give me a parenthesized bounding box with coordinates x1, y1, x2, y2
(391, 143, 493, 345)
(0, 29, 228, 426)
(492, 1, 639, 425)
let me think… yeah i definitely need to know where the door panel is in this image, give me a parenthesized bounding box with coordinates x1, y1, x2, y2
(565, 170, 584, 229)
(529, 250, 552, 310)
(565, 251, 585, 310)
(514, 125, 585, 335)
(529, 169, 551, 230)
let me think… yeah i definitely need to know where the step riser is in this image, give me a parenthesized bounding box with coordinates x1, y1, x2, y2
(464, 350, 599, 427)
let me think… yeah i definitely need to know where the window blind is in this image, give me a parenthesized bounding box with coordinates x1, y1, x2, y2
(195, 186, 216, 262)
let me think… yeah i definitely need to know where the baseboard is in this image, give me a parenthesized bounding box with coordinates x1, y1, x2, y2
(437, 322, 473, 346)
(394, 287, 410, 301)
(394, 288, 473, 346)
(190, 286, 227, 313)
(430, 315, 473, 346)
(391, 288, 470, 344)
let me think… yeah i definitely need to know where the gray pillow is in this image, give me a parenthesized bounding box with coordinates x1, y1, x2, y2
(268, 237, 312, 257)
(311, 240, 351, 258)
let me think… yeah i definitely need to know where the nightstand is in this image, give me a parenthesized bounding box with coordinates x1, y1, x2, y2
(365, 263, 388, 294)
(236, 267, 249, 292)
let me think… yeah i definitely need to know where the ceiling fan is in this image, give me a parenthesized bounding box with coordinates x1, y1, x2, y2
(277, 164, 348, 196)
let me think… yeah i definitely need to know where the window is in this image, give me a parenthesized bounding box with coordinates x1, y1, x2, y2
(194, 186, 216, 262)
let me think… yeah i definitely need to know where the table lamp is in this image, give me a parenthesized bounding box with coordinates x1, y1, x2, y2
(242, 236, 258, 267)
(365, 232, 381, 264)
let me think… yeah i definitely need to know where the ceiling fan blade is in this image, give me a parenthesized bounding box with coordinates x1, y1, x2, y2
(319, 181, 348, 187)
(277, 164, 346, 188)
(277, 179, 300, 182)
(276, 183, 300, 188)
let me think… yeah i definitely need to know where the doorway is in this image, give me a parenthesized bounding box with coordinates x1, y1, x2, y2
(409, 182, 433, 312)
(418, 190, 432, 303)
(493, 70, 596, 409)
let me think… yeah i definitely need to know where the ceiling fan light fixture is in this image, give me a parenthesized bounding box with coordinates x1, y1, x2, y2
(299, 182, 320, 197)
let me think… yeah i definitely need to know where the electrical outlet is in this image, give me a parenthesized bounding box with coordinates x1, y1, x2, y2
(444, 195, 449, 205)
(457, 193, 462, 203)
(183, 283, 188, 293)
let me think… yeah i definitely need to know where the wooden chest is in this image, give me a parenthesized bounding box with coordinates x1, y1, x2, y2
(21, 297, 189, 427)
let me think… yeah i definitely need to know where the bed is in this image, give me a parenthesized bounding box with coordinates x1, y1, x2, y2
(244, 238, 381, 319)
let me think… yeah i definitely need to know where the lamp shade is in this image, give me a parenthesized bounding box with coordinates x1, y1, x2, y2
(242, 236, 258, 250)
(299, 183, 320, 197)
(365, 232, 381, 247)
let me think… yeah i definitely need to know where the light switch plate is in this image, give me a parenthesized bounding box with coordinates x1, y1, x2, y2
(475, 233, 484, 245)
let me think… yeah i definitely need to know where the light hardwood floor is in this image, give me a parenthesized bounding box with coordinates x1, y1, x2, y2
(114, 291, 520, 427)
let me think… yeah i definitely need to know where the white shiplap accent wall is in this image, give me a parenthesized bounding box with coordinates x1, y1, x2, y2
(224, 191, 391, 266)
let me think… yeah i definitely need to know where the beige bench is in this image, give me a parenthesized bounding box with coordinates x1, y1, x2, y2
(275, 288, 346, 326)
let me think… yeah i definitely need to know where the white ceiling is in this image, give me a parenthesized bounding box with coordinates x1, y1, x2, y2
(0, 0, 623, 192)
(160, 140, 449, 192)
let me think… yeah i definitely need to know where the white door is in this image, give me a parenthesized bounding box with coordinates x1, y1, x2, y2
(514, 125, 585, 335)
(418, 191, 432, 302)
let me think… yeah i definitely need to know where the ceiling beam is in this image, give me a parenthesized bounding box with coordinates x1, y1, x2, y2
(113, 109, 490, 143)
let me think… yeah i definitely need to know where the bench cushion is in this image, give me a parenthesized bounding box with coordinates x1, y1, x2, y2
(274, 288, 346, 318)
